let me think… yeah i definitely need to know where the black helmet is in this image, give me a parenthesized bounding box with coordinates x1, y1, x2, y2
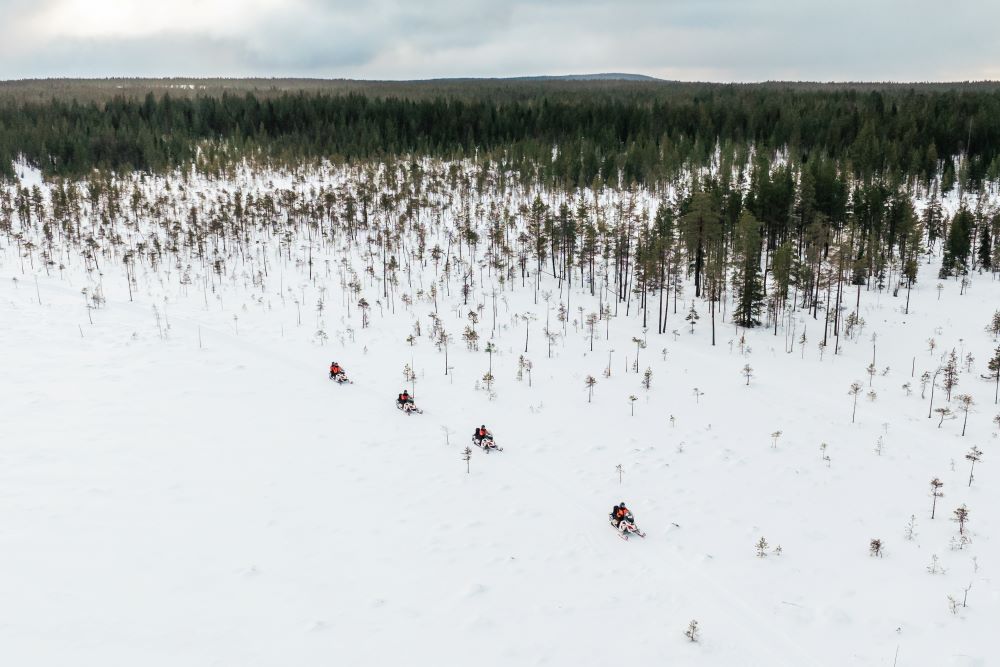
(620, 502, 626, 507)
(481, 424, 486, 428)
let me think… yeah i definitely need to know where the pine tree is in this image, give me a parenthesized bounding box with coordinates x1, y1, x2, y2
(987, 311, 1000, 338)
(685, 305, 700, 333)
(952, 505, 969, 535)
(965, 446, 982, 487)
(585, 312, 598, 351)
(869, 539, 883, 557)
(930, 478, 944, 519)
(849, 382, 862, 422)
(923, 194, 944, 246)
(680, 191, 721, 299)
(769, 241, 793, 334)
(956, 394, 974, 435)
(732, 211, 765, 327)
(988, 344, 1000, 404)
(943, 349, 959, 401)
(977, 214, 994, 269)
(755, 536, 769, 557)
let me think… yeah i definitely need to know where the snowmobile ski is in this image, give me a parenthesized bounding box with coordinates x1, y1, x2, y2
(472, 437, 502, 452)
(610, 518, 645, 539)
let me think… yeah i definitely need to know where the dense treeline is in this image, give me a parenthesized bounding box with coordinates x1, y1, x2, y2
(4, 77, 1000, 104)
(3, 84, 1000, 187)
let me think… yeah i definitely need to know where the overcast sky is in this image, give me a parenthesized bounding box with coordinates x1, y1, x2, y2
(2, 0, 997, 81)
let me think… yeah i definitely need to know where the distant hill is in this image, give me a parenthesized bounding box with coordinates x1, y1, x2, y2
(3, 76, 1000, 106)
(504, 73, 663, 82)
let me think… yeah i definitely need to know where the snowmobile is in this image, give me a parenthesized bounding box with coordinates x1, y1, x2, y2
(471, 434, 503, 452)
(396, 401, 423, 415)
(610, 510, 646, 541)
(329, 372, 352, 384)
(328, 362, 352, 384)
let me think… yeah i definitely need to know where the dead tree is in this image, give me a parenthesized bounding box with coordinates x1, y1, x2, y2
(956, 394, 974, 435)
(965, 446, 982, 487)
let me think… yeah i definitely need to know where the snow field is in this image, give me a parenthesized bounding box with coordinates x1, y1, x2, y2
(1, 164, 998, 666)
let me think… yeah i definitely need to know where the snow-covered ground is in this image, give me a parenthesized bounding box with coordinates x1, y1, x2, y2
(1, 164, 998, 666)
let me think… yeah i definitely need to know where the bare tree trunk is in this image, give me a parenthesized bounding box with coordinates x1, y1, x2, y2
(710, 285, 716, 347)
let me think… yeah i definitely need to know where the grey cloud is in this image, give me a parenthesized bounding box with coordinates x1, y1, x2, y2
(0, 0, 997, 80)
(1, 31, 376, 78)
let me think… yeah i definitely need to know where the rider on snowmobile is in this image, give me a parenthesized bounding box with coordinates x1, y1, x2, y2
(611, 502, 632, 529)
(473, 424, 492, 446)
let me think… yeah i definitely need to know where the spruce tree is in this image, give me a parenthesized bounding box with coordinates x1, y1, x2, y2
(732, 211, 765, 328)
(941, 208, 974, 277)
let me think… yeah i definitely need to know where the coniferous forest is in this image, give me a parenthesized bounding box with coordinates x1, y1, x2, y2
(2, 80, 1000, 187)
(2, 79, 998, 340)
